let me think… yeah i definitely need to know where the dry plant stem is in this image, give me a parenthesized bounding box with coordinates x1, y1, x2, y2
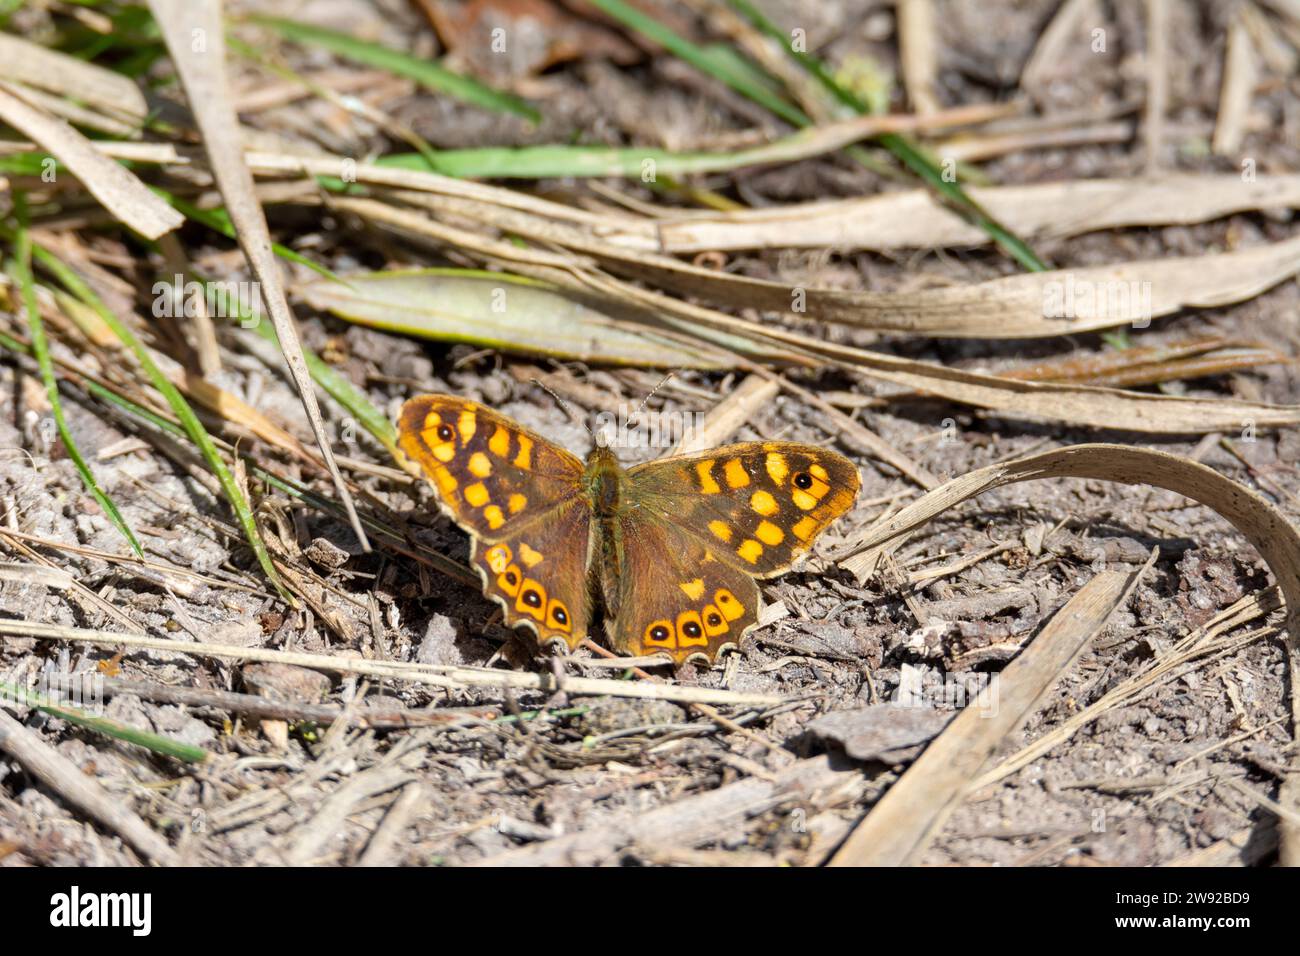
(24, 138, 1298, 251)
(1144, 0, 1169, 171)
(2, 622, 785, 708)
(836, 444, 1300, 864)
(471, 754, 861, 865)
(897, 0, 940, 114)
(1020, 0, 1097, 91)
(41, 674, 495, 729)
(831, 566, 1145, 865)
(1214, 11, 1260, 156)
(0, 708, 179, 864)
(357, 782, 426, 866)
(146, 0, 370, 554)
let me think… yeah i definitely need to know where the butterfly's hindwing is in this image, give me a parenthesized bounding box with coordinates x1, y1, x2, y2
(471, 498, 593, 652)
(398, 395, 585, 541)
(626, 442, 860, 577)
(608, 515, 761, 665)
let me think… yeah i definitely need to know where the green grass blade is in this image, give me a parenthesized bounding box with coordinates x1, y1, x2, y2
(250, 16, 540, 123)
(721, 0, 1049, 271)
(18, 237, 292, 603)
(0, 680, 208, 763)
(585, 0, 807, 126)
(7, 203, 143, 557)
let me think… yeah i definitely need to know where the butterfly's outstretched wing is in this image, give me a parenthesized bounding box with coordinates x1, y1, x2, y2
(398, 395, 592, 651)
(611, 442, 860, 664)
(606, 514, 762, 666)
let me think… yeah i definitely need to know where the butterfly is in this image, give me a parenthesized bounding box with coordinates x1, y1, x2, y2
(397, 394, 861, 666)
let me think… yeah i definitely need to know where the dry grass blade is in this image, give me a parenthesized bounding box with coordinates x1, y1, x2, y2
(2, 622, 786, 708)
(0, 33, 147, 123)
(632, 175, 1300, 253)
(835, 443, 1300, 862)
(0, 85, 181, 240)
(586, 227, 1300, 339)
(829, 567, 1143, 866)
(1214, 11, 1261, 156)
(146, 0, 370, 553)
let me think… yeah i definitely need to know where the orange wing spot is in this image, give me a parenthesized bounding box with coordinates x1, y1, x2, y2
(714, 588, 745, 621)
(422, 411, 442, 430)
(485, 544, 513, 573)
(809, 462, 829, 481)
(484, 505, 505, 529)
(750, 489, 778, 516)
(792, 489, 818, 511)
(792, 515, 818, 541)
(680, 577, 705, 600)
(514, 434, 533, 469)
(545, 599, 573, 633)
(755, 520, 785, 546)
(519, 543, 543, 567)
(497, 564, 523, 596)
(696, 459, 720, 494)
(431, 464, 458, 495)
(723, 459, 750, 489)
(468, 452, 492, 478)
(675, 610, 707, 648)
(737, 539, 763, 564)
(643, 619, 675, 649)
(702, 604, 729, 637)
(508, 493, 527, 513)
(429, 437, 456, 463)
(457, 410, 477, 442)
(464, 482, 490, 507)
(766, 452, 789, 486)
(489, 426, 510, 457)
(515, 579, 547, 620)
(708, 520, 733, 543)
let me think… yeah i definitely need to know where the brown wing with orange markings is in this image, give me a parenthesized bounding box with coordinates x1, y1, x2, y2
(626, 441, 861, 577)
(610, 442, 860, 664)
(397, 394, 585, 540)
(469, 498, 593, 652)
(605, 513, 761, 666)
(397, 394, 593, 651)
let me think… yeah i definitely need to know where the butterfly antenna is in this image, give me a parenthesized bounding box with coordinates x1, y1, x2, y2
(626, 371, 676, 432)
(530, 377, 594, 440)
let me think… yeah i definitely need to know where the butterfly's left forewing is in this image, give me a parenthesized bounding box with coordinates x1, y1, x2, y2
(612, 442, 860, 664)
(398, 394, 593, 651)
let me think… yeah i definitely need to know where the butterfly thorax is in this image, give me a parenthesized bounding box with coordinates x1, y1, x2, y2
(583, 444, 625, 519)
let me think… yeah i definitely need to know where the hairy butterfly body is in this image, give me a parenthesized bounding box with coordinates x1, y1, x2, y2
(398, 394, 860, 666)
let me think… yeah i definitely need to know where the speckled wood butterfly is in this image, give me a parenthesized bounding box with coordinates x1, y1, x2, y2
(397, 394, 861, 666)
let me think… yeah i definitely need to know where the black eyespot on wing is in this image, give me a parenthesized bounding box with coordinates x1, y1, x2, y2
(706, 612, 722, 627)
(522, 589, 543, 608)
(682, 621, 702, 639)
(651, 624, 670, 641)
(553, 606, 568, 624)
(436, 423, 455, 442)
(793, 472, 813, 489)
